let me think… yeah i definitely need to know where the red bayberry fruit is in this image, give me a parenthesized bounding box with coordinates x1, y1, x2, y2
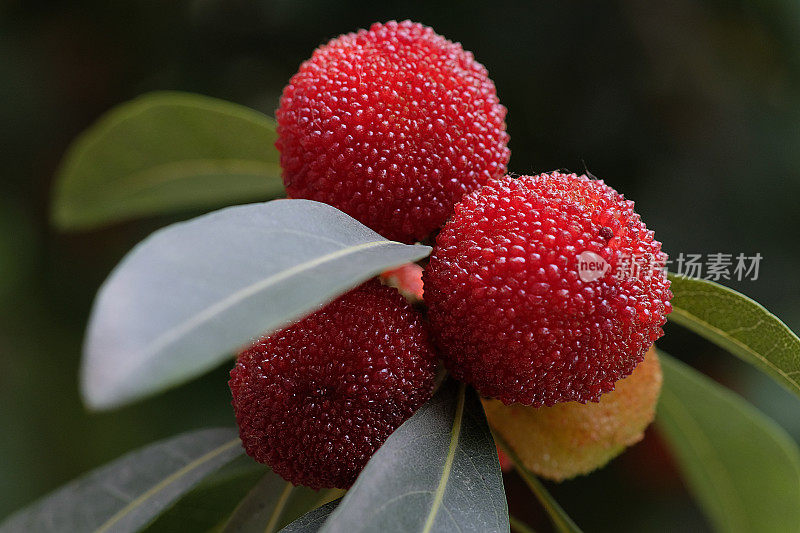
(484, 346, 663, 481)
(423, 172, 672, 406)
(380, 263, 424, 303)
(276, 20, 510, 243)
(229, 280, 438, 489)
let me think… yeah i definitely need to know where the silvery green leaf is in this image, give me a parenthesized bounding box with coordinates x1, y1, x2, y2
(82, 199, 431, 410)
(279, 500, 341, 533)
(0, 428, 242, 533)
(221, 475, 338, 533)
(319, 381, 509, 533)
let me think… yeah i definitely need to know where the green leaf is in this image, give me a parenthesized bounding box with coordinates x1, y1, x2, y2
(220, 476, 339, 533)
(52, 91, 284, 231)
(494, 434, 581, 533)
(656, 352, 800, 533)
(0, 428, 243, 533)
(319, 380, 509, 533)
(82, 199, 431, 410)
(668, 273, 800, 398)
(143, 456, 266, 533)
(279, 500, 341, 533)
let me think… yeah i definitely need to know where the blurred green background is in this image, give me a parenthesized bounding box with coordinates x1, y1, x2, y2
(1, 1, 799, 531)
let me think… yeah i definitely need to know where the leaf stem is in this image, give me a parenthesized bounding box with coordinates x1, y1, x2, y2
(493, 433, 582, 533)
(509, 515, 538, 533)
(264, 482, 294, 533)
(421, 381, 466, 533)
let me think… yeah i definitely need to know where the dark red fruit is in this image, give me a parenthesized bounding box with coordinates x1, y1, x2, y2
(276, 20, 510, 243)
(229, 280, 438, 489)
(423, 172, 672, 406)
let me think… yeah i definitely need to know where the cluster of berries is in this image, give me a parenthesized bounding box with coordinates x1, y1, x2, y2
(230, 20, 672, 489)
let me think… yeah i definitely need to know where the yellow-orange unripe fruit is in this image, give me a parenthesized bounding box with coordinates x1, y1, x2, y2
(483, 347, 662, 481)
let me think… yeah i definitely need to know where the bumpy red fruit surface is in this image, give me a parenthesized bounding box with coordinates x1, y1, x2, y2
(424, 172, 672, 406)
(229, 280, 438, 489)
(276, 20, 510, 243)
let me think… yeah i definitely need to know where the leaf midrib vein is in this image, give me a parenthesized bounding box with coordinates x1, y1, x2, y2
(94, 437, 240, 533)
(264, 482, 294, 533)
(421, 383, 466, 533)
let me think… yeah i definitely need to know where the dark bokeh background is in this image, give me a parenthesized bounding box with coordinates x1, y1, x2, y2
(2, 1, 800, 530)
